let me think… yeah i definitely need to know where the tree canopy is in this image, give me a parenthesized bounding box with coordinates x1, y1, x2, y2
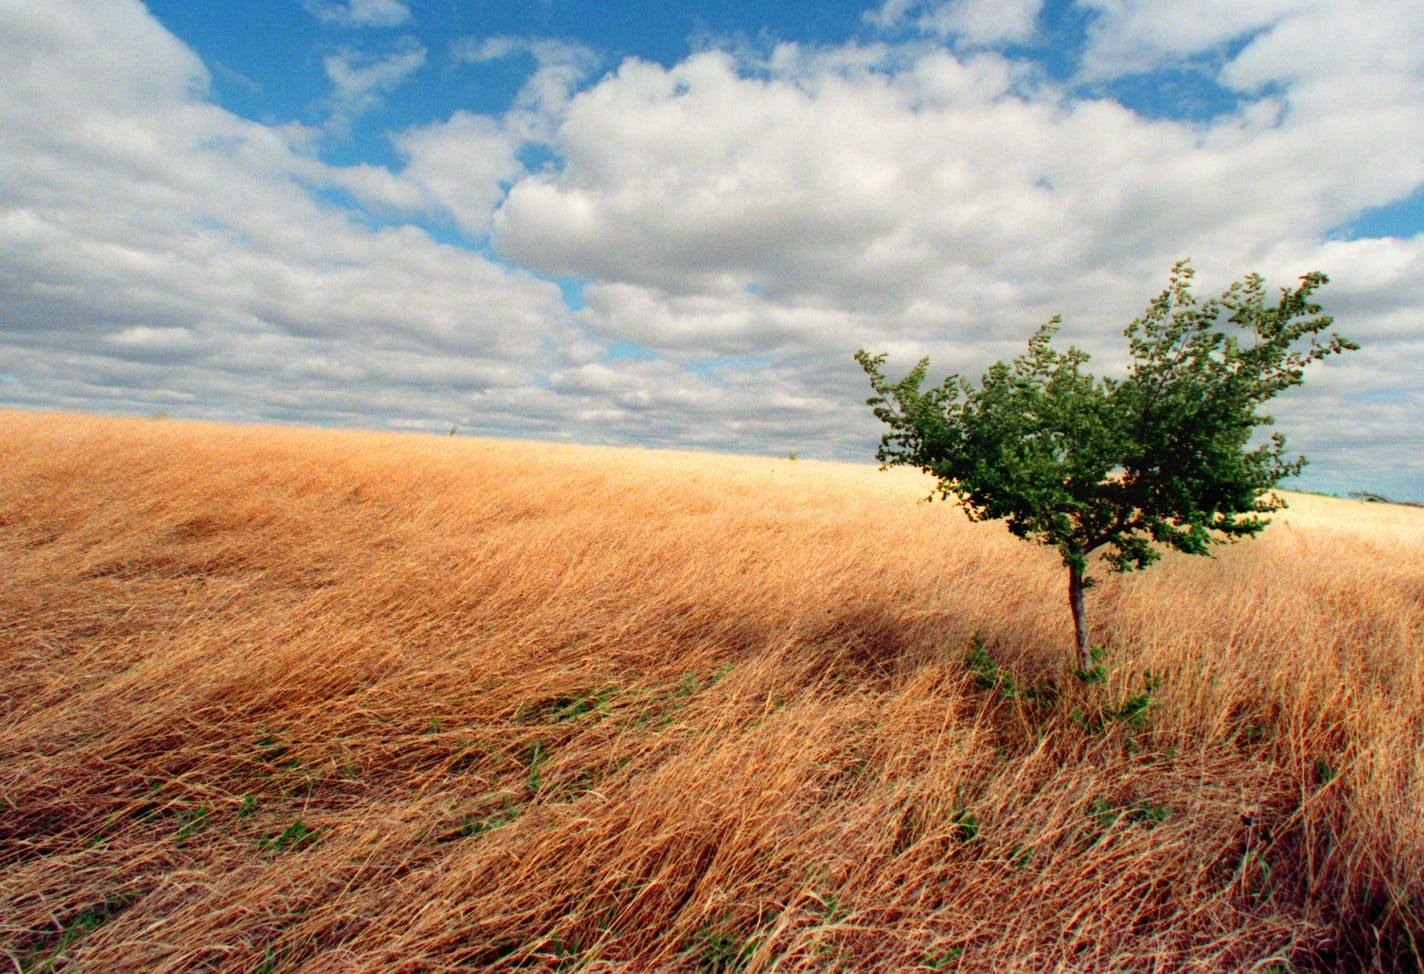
(856, 261, 1358, 666)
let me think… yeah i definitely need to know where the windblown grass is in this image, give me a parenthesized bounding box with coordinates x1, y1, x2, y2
(1, 410, 1420, 972)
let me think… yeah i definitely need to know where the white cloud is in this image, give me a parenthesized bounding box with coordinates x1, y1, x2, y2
(306, 0, 411, 29)
(320, 160, 429, 213)
(105, 325, 202, 357)
(1075, 0, 1297, 77)
(337, 36, 603, 238)
(1221, 0, 1424, 95)
(2, 0, 1422, 497)
(394, 112, 523, 236)
(450, 35, 602, 122)
(494, 44, 1399, 331)
(1077, 0, 1424, 111)
(868, 0, 1044, 45)
(323, 38, 425, 130)
(486, 27, 1423, 491)
(0, 0, 568, 435)
(0, 0, 209, 112)
(496, 50, 955, 309)
(979, 0, 1424, 261)
(866, 0, 917, 29)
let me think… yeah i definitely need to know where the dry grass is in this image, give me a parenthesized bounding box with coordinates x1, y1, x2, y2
(1, 409, 1420, 973)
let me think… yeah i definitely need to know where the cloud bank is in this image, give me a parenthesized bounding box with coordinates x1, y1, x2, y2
(1, 0, 1421, 498)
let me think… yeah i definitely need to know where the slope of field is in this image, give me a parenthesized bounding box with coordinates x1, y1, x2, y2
(2, 410, 1421, 972)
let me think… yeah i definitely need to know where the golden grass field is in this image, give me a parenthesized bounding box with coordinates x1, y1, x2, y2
(2, 409, 1421, 972)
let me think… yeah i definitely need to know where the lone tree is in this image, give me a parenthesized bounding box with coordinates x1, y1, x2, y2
(856, 261, 1357, 669)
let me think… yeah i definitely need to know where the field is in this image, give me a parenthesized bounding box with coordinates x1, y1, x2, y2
(2, 409, 1421, 972)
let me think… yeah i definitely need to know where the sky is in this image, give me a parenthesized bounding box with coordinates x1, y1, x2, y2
(2, 0, 1422, 500)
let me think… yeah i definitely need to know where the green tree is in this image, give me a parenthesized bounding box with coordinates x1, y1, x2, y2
(856, 261, 1357, 669)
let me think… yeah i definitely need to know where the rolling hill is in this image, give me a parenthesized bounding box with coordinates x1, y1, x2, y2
(2, 410, 1420, 971)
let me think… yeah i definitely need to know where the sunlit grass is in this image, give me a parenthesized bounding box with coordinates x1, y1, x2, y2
(2, 410, 1420, 971)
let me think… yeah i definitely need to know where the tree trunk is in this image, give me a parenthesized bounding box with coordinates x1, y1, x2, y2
(1068, 556, 1090, 670)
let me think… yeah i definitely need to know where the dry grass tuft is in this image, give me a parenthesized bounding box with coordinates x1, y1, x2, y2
(2, 410, 1421, 972)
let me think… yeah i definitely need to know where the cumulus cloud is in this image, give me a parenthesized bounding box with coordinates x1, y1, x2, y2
(1073, 0, 1424, 224)
(0, 0, 568, 434)
(393, 113, 523, 237)
(486, 23, 1423, 491)
(1219, 0, 1424, 96)
(2, 0, 1422, 497)
(1073, 0, 1296, 77)
(347, 36, 603, 239)
(494, 42, 1414, 330)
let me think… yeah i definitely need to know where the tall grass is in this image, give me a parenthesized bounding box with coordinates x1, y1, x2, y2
(1, 409, 1420, 972)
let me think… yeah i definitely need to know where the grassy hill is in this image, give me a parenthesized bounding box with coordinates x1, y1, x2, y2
(2, 410, 1421, 972)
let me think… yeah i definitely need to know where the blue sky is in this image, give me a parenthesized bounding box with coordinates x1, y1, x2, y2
(2, 0, 1423, 499)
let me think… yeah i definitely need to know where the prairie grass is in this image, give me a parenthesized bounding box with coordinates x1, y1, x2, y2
(1, 409, 1420, 972)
